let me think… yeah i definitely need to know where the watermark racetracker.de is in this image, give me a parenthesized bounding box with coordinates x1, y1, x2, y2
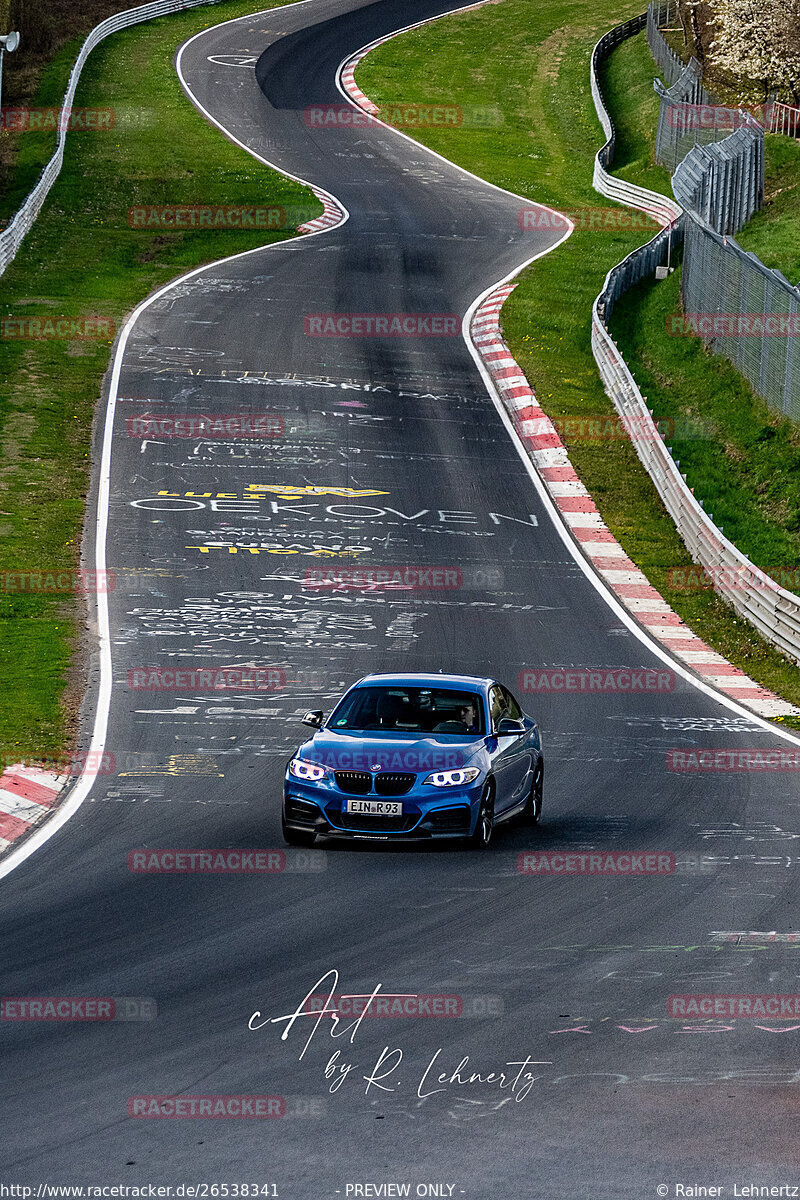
(1, 996, 155, 1020)
(304, 103, 503, 129)
(1, 316, 115, 340)
(126, 667, 286, 691)
(303, 314, 460, 337)
(124, 413, 284, 439)
(518, 667, 676, 694)
(667, 749, 800, 772)
(127, 849, 325, 874)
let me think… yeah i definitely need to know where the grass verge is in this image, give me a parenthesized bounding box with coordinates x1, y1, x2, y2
(356, 9, 800, 720)
(0, 0, 320, 763)
(0, 0, 149, 206)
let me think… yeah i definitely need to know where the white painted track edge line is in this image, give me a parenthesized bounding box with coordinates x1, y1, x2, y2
(334, 8, 579, 214)
(463, 284, 800, 747)
(336, 0, 800, 746)
(0, 0, 352, 882)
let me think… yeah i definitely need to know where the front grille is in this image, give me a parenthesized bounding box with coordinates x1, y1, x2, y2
(334, 771, 372, 794)
(426, 806, 470, 833)
(332, 811, 418, 833)
(374, 772, 415, 796)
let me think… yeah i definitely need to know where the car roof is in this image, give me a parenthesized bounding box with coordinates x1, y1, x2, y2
(352, 672, 493, 690)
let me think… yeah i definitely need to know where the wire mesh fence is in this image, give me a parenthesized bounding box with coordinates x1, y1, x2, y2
(680, 217, 800, 421)
(646, 0, 798, 421)
(671, 122, 764, 234)
(645, 0, 683, 86)
(653, 59, 734, 173)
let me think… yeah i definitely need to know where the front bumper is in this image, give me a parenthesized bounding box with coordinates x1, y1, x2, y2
(283, 776, 483, 840)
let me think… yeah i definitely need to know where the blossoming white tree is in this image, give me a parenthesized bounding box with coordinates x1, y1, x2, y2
(700, 0, 800, 101)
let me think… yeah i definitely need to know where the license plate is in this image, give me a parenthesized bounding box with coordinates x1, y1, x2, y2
(346, 799, 402, 816)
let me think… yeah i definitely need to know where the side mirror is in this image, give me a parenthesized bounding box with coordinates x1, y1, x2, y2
(302, 710, 324, 729)
(496, 717, 525, 737)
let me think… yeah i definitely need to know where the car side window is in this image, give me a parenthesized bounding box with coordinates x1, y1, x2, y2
(500, 686, 522, 721)
(488, 685, 506, 732)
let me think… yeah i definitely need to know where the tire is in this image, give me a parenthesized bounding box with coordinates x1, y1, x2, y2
(468, 783, 495, 849)
(282, 814, 316, 847)
(523, 761, 543, 825)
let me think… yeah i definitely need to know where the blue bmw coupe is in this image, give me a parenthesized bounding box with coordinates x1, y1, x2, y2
(282, 672, 543, 847)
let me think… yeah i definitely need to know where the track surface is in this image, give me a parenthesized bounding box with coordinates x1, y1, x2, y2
(3, 0, 800, 1194)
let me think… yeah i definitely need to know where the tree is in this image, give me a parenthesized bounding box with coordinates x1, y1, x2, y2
(704, 0, 800, 101)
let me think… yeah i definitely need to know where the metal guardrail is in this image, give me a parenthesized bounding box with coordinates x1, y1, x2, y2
(0, 0, 225, 279)
(591, 14, 683, 229)
(590, 18, 800, 665)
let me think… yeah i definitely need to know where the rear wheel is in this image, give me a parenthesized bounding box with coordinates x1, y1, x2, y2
(523, 761, 543, 825)
(468, 783, 495, 849)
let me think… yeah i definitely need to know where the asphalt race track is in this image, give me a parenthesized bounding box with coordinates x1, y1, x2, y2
(3, 0, 800, 1194)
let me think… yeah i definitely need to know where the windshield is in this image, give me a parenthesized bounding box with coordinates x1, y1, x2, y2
(329, 686, 485, 735)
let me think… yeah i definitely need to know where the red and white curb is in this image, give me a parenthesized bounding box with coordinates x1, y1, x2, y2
(340, 55, 380, 116)
(339, 9, 797, 721)
(472, 283, 798, 720)
(338, 0, 494, 120)
(297, 189, 345, 233)
(0, 766, 69, 857)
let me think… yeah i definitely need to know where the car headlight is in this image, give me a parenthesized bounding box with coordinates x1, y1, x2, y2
(423, 767, 481, 787)
(288, 758, 328, 782)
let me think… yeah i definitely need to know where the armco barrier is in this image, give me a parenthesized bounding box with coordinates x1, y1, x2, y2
(0, 0, 228, 279)
(590, 19, 800, 665)
(591, 15, 682, 230)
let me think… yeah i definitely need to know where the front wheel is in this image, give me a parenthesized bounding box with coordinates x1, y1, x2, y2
(468, 783, 495, 849)
(522, 761, 543, 825)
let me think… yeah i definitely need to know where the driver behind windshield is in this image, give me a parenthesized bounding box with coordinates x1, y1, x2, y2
(457, 701, 479, 733)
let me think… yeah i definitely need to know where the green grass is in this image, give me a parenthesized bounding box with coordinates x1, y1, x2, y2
(610, 270, 800, 568)
(0, 0, 320, 763)
(600, 31, 671, 195)
(357, 13, 800, 718)
(0, 43, 67, 225)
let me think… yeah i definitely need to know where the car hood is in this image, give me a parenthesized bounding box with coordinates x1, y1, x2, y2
(298, 730, 485, 774)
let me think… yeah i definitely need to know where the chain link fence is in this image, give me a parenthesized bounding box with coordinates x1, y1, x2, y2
(590, 15, 800, 667)
(680, 218, 800, 420)
(671, 122, 764, 233)
(645, 0, 683, 86)
(646, 0, 799, 421)
(654, 60, 724, 172)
